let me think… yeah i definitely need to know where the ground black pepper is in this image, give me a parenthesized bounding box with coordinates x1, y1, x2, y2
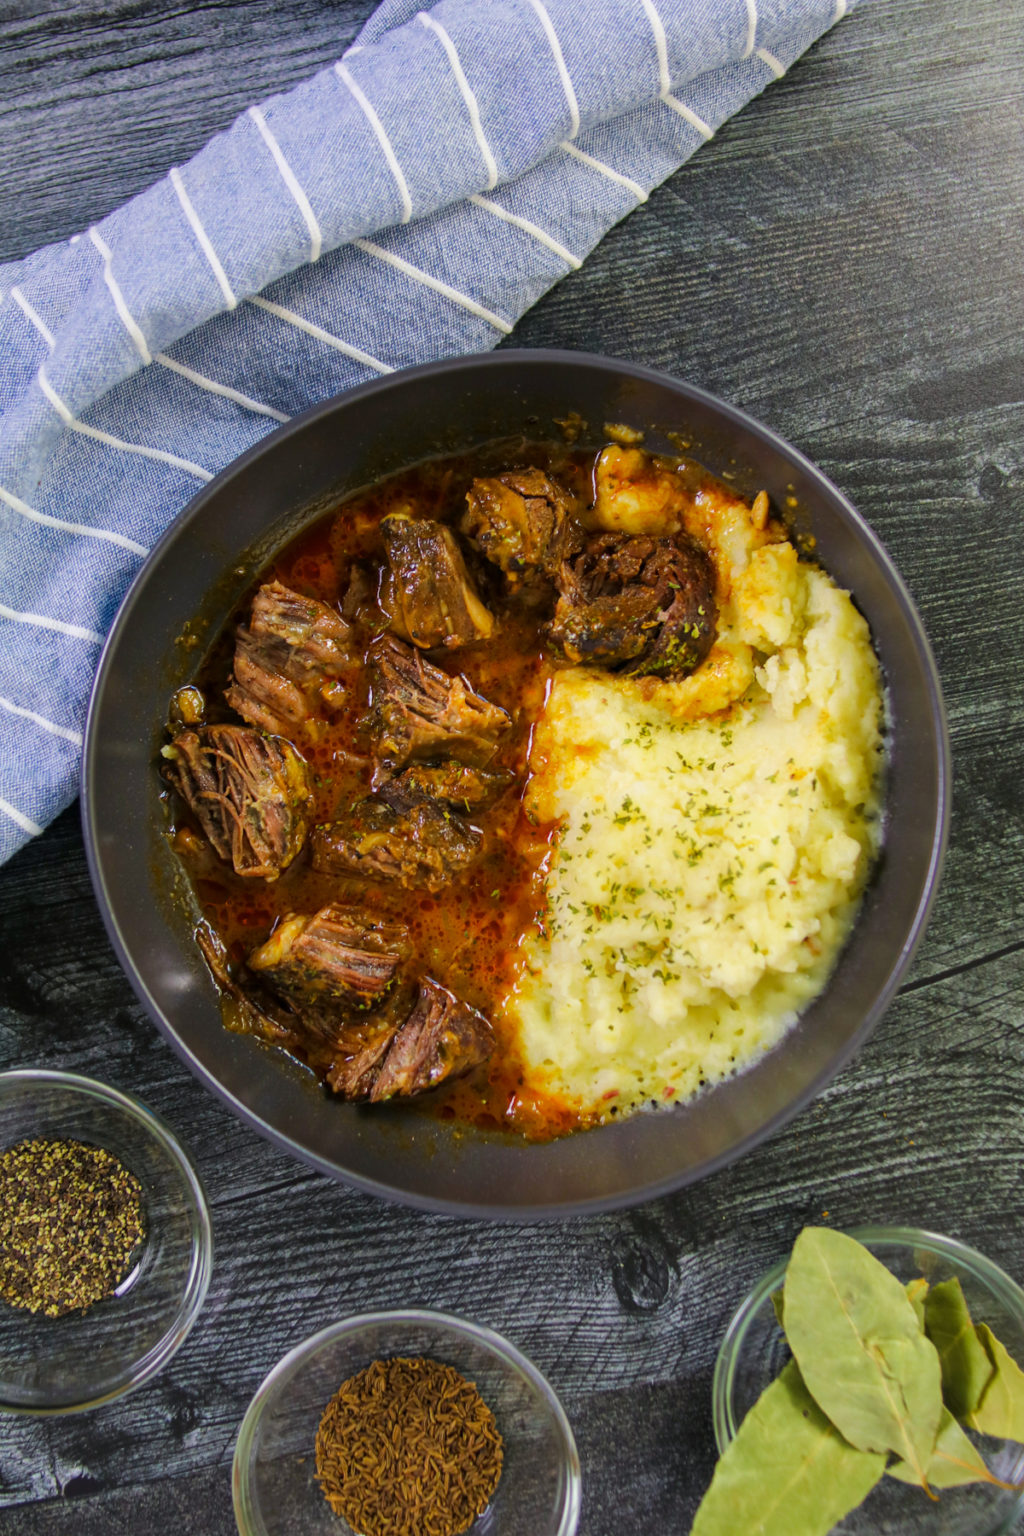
(0, 1138, 146, 1317)
(315, 1355, 504, 1536)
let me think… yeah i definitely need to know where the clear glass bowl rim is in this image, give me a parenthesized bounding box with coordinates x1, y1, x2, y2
(0, 1065, 214, 1414)
(232, 1307, 583, 1536)
(712, 1223, 1024, 1456)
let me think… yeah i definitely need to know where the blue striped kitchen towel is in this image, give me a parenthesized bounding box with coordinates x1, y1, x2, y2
(0, 0, 859, 864)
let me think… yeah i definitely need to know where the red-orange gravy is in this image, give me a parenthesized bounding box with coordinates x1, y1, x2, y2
(169, 445, 598, 1141)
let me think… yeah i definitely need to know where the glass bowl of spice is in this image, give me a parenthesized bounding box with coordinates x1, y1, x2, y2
(0, 1068, 212, 1413)
(232, 1309, 581, 1536)
(711, 1226, 1024, 1536)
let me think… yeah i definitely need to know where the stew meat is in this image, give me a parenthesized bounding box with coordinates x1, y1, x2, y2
(163, 441, 720, 1138)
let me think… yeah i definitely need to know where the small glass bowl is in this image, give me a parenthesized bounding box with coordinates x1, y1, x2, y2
(713, 1226, 1024, 1536)
(233, 1309, 581, 1536)
(0, 1068, 212, 1413)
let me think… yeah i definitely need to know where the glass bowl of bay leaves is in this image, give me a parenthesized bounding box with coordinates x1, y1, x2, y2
(232, 1309, 581, 1536)
(710, 1226, 1024, 1536)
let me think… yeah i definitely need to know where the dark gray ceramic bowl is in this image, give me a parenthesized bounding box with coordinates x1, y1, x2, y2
(82, 351, 949, 1218)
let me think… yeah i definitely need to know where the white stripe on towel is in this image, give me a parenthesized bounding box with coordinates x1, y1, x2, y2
(0, 485, 149, 556)
(416, 14, 499, 190)
(37, 368, 214, 482)
(662, 94, 714, 138)
(561, 142, 648, 202)
(756, 47, 785, 77)
(13, 266, 279, 422)
(10, 287, 56, 350)
(169, 168, 237, 310)
(639, 0, 714, 138)
(248, 295, 393, 373)
(154, 354, 290, 422)
(5, 286, 285, 428)
(468, 195, 581, 268)
(640, 0, 672, 93)
(742, 0, 758, 58)
(0, 797, 43, 838)
(0, 600, 104, 645)
(525, 0, 580, 138)
(334, 62, 415, 222)
(352, 239, 513, 333)
(88, 227, 153, 363)
(248, 106, 323, 263)
(0, 695, 83, 746)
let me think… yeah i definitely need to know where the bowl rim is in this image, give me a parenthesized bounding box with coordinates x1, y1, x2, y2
(231, 1305, 582, 1536)
(0, 1066, 214, 1414)
(81, 348, 952, 1219)
(712, 1223, 1024, 1471)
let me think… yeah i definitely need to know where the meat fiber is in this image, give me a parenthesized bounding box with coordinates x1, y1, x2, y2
(162, 725, 313, 878)
(364, 635, 511, 781)
(550, 530, 717, 678)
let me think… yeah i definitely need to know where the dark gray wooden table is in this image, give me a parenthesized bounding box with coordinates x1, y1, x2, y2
(2, 0, 1022, 1530)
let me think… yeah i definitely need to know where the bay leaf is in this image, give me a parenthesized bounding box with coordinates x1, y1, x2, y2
(923, 1277, 993, 1419)
(690, 1360, 885, 1536)
(906, 1278, 929, 1331)
(888, 1405, 1016, 1489)
(771, 1288, 785, 1327)
(783, 1227, 943, 1488)
(968, 1324, 1024, 1443)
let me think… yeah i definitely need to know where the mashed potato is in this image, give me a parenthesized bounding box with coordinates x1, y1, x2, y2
(502, 474, 884, 1122)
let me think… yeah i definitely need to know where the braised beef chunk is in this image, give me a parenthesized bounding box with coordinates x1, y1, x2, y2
(248, 905, 410, 1008)
(383, 760, 513, 810)
(327, 1028, 395, 1099)
(196, 923, 298, 1045)
(370, 977, 494, 1102)
(462, 468, 580, 587)
(551, 580, 657, 669)
(198, 921, 408, 1073)
(250, 581, 352, 677)
(226, 581, 352, 732)
(162, 725, 313, 879)
(325, 977, 494, 1101)
(311, 796, 483, 892)
(226, 627, 313, 735)
(365, 636, 511, 780)
(380, 513, 494, 650)
(549, 531, 717, 677)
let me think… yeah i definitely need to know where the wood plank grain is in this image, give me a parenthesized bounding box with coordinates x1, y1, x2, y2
(0, 0, 377, 261)
(1, 0, 1023, 1531)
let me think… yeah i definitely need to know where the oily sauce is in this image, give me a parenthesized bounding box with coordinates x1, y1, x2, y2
(169, 441, 601, 1140)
